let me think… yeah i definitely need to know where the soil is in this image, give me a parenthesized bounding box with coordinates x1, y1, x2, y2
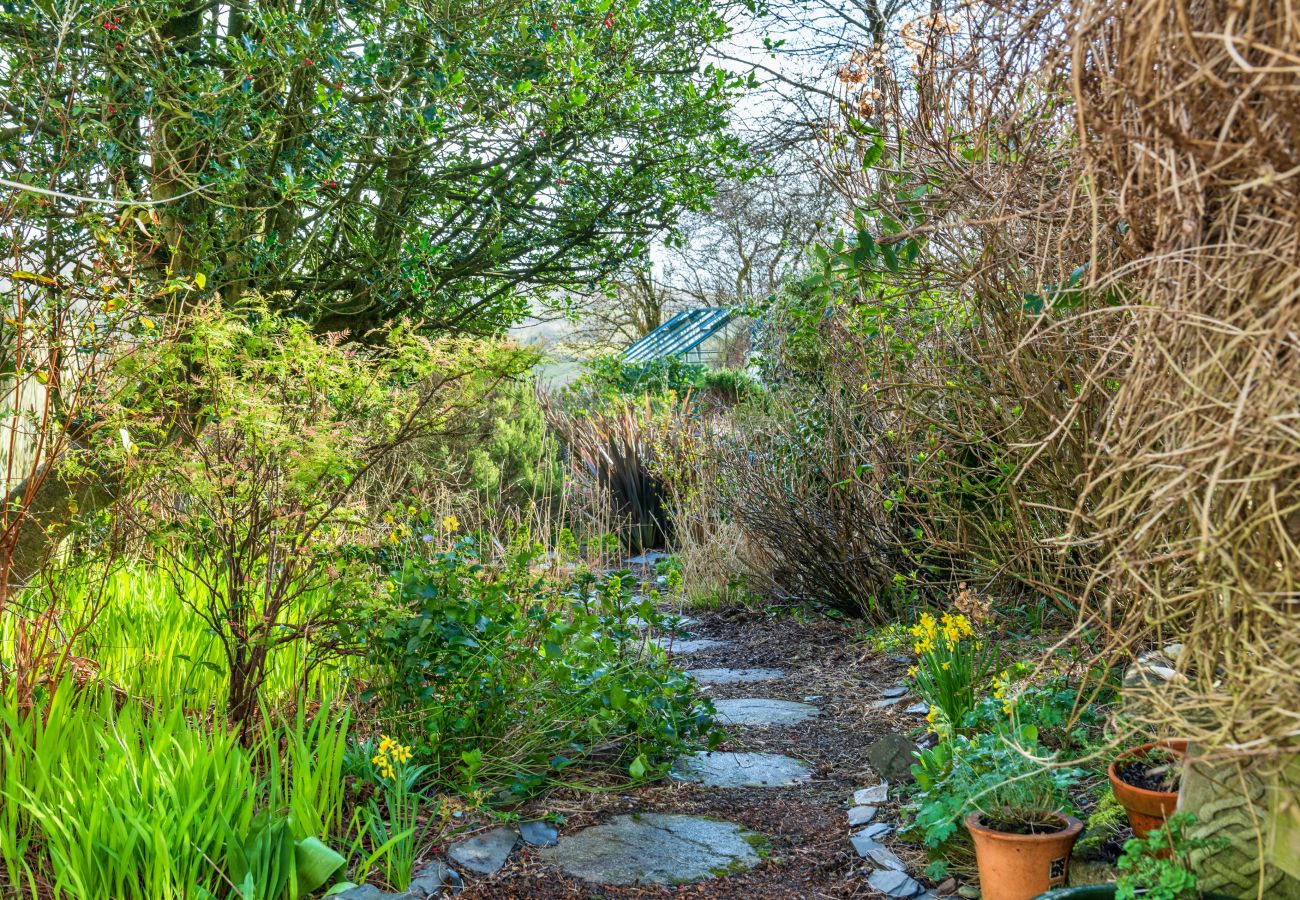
(976, 813, 1068, 836)
(1115, 749, 1182, 793)
(449, 605, 936, 898)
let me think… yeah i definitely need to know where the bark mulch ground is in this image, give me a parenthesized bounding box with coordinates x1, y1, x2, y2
(452, 606, 933, 899)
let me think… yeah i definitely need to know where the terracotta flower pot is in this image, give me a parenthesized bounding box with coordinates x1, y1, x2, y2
(966, 810, 1083, 900)
(1107, 739, 1187, 839)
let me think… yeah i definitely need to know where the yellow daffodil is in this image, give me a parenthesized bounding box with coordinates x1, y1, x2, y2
(443, 514, 460, 532)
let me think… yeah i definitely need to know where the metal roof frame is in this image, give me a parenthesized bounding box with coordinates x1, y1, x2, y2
(622, 307, 734, 363)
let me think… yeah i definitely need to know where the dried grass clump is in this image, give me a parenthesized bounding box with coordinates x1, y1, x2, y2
(1066, 0, 1300, 757)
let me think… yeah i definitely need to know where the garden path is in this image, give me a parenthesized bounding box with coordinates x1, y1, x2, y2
(449, 566, 949, 900)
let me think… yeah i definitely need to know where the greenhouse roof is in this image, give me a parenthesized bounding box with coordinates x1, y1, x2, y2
(622, 307, 733, 363)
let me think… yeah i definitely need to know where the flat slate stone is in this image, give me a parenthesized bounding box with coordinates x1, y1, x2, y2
(447, 826, 517, 875)
(672, 751, 811, 788)
(869, 868, 926, 897)
(904, 702, 929, 715)
(519, 821, 559, 847)
(403, 862, 461, 898)
(868, 846, 907, 871)
(687, 667, 785, 685)
(539, 813, 764, 885)
(854, 783, 890, 805)
(872, 696, 904, 709)
(651, 637, 726, 654)
(867, 733, 919, 784)
(848, 805, 877, 826)
(714, 698, 820, 727)
(851, 832, 884, 858)
(625, 551, 669, 566)
(879, 685, 909, 699)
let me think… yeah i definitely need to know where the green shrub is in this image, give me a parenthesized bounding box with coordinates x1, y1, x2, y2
(364, 538, 720, 795)
(563, 355, 707, 408)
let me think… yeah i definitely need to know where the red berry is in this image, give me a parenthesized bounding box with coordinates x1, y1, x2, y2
(113, 16, 120, 22)
(304, 58, 313, 65)
(115, 43, 122, 49)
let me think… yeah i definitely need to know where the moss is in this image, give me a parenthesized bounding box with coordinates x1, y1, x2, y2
(1076, 787, 1128, 859)
(742, 830, 773, 859)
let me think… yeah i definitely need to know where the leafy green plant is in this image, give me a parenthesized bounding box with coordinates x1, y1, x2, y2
(223, 813, 345, 900)
(904, 724, 1082, 878)
(0, 681, 350, 898)
(365, 539, 718, 794)
(1116, 813, 1217, 900)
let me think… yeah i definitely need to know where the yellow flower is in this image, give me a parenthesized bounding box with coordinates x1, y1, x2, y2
(941, 661, 951, 671)
(443, 514, 460, 532)
(384, 513, 395, 524)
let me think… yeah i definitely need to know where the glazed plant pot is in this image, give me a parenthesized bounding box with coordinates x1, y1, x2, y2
(1107, 739, 1188, 839)
(966, 811, 1084, 900)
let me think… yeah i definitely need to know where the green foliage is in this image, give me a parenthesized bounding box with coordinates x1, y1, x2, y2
(0, 682, 350, 899)
(564, 355, 707, 408)
(1116, 813, 1217, 900)
(223, 814, 346, 900)
(100, 302, 529, 726)
(364, 538, 719, 794)
(905, 723, 1082, 878)
(562, 355, 757, 413)
(2, 0, 750, 336)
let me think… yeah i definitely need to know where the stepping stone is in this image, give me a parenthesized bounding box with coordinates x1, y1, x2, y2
(867, 733, 919, 783)
(854, 783, 890, 805)
(904, 702, 929, 715)
(879, 686, 908, 699)
(539, 813, 765, 885)
(872, 696, 905, 709)
(848, 805, 877, 826)
(673, 751, 811, 788)
(652, 637, 726, 654)
(447, 826, 517, 875)
(714, 698, 819, 727)
(519, 821, 559, 847)
(869, 868, 926, 897)
(868, 846, 907, 871)
(625, 551, 669, 566)
(687, 667, 785, 685)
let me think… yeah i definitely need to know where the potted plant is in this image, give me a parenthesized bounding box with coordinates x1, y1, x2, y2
(959, 733, 1086, 900)
(1107, 739, 1187, 838)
